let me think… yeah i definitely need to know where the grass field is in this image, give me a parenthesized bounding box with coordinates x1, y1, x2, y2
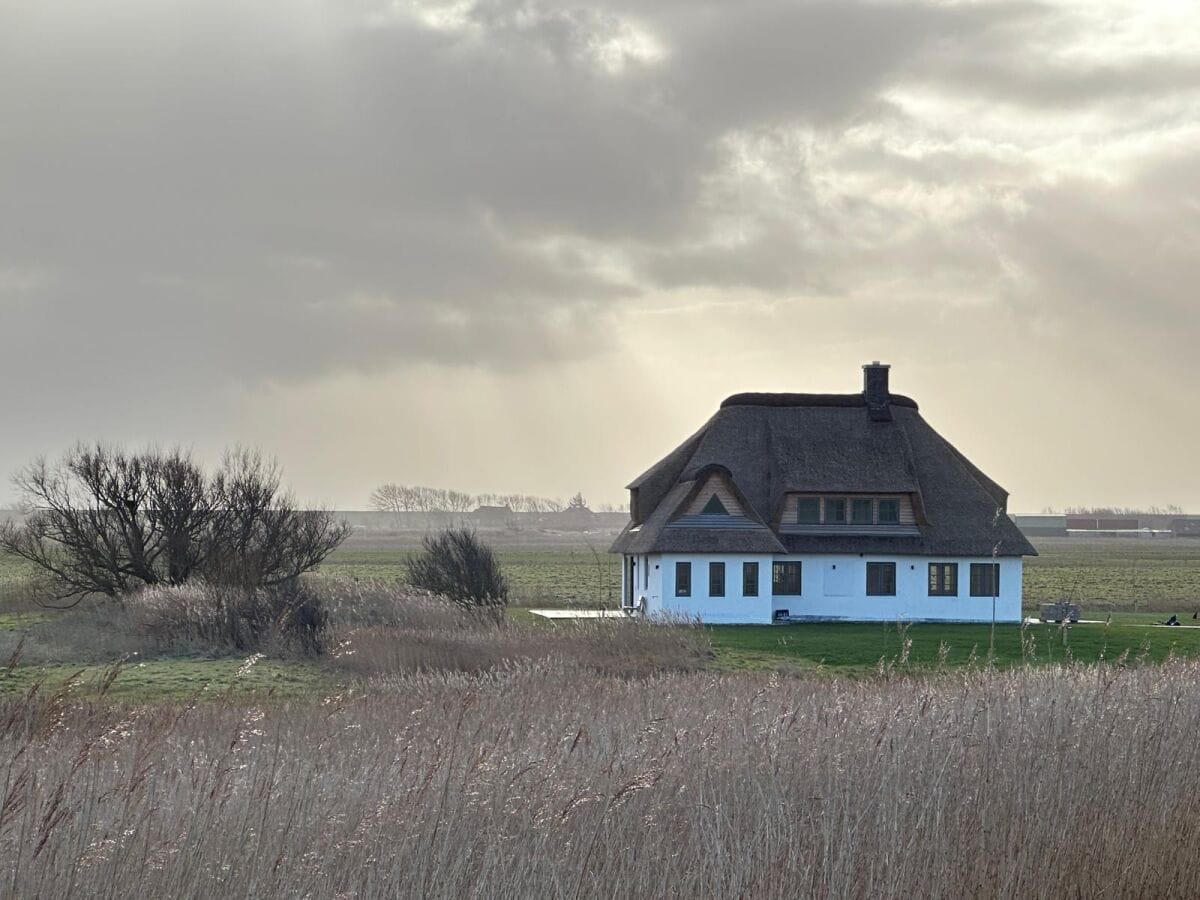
(0, 656, 333, 701)
(318, 532, 1200, 612)
(706, 620, 1200, 671)
(1025, 537, 1200, 611)
(8, 533, 1200, 611)
(321, 544, 621, 607)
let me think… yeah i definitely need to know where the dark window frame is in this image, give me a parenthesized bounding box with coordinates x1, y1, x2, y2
(743, 561, 759, 597)
(675, 561, 691, 597)
(709, 561, 726, 597)
(877, 499, 900, 525)
(969, 563, 1000, 597)
(928, 562, 958, 597)
(796, 497, 821, 524)
(866, 561, 897, 596)
(772, 561, 802, 596)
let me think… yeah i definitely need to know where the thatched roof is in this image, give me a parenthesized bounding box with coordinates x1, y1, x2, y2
(611, 388, 1036, 558)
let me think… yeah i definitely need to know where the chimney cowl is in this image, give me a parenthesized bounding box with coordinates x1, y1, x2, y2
(862, 362, 892, 422)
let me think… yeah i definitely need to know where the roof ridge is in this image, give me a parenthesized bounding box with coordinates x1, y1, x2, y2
(721, 392, 919, 410)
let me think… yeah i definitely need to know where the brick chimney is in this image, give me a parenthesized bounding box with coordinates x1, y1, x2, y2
(863, 361, 891, 422)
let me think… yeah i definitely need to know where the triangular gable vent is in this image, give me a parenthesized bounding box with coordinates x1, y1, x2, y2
(700, 494, 729, 516)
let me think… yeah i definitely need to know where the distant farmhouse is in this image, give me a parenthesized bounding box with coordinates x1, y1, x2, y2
(1011, 514, 1200, 538)
(611, 363, 1036, 624)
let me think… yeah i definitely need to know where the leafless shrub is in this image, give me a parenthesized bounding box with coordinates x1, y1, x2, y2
(0, 444, 350, 605)
(6, 662, 1200, 897)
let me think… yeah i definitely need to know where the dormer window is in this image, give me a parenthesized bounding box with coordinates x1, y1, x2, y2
(825, 498, 847, 523)
(700, 494, 729, 515)
(782, 493, 915, 528)
(796, 498, 820, 524)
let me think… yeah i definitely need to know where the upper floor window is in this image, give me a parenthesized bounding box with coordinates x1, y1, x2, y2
(851, 498, 873, 524)
(675, 561, 691, 597)
(970, 563, 1000, 597)
(878, 499, 900, 524)
(772, 561, 802, 595)
(796, 498, 820, 524)
(788, 495, 908, 526)
(866, 562, 897, 596)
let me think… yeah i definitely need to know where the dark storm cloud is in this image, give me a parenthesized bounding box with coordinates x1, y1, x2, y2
(0, 0, 1049, 385)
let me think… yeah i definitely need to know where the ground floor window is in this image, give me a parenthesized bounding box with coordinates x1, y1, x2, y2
(928, 562, 958, 596)
(970, 562, 1000, 597)
(866, 561, 896, 596)
(772, 561, 802, 595)
(675, 561, 691, 597)
(743, 561, 759, 596)
(709, 561, 725, 597)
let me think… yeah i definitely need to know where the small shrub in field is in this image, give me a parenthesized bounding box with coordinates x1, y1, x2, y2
(406, 527, 508, 617)
(129, 579, 327, 655)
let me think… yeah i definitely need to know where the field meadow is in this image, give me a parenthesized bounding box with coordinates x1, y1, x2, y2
(322, 531, 1200, 612)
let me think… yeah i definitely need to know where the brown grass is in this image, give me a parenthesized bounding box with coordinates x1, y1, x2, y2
(4, 660, 1200, 896)
(322, 580, 713, 677)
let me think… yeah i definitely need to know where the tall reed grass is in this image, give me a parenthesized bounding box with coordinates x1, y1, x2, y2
(4, 660, 1200, 897)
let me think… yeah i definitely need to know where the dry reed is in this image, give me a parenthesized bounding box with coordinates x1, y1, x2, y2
(4, 660, 1200, 897)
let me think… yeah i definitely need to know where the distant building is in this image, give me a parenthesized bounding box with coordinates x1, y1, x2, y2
(1012, 515, 1068, 538)
(1065, 516, 1141, 532)
(473, 505, 514, 527)
(1172, 518, 1200, 537)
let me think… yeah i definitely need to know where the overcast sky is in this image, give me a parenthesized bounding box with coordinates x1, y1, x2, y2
(2, 0, 1198, 512)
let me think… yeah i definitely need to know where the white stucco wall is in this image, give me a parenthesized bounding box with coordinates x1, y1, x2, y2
(624, 553, 1024, 624)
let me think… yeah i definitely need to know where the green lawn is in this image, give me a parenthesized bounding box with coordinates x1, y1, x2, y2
(707, 620, 1200, 672)
(0, 657, 339, 702)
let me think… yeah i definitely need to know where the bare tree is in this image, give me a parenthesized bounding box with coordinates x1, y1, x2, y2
(445, 490, 476, 513)
(370, 483, 419, 513)
(0, 444, 350, 606)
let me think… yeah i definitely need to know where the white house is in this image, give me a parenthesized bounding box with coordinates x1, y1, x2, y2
(610, 363, 1036, 624)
